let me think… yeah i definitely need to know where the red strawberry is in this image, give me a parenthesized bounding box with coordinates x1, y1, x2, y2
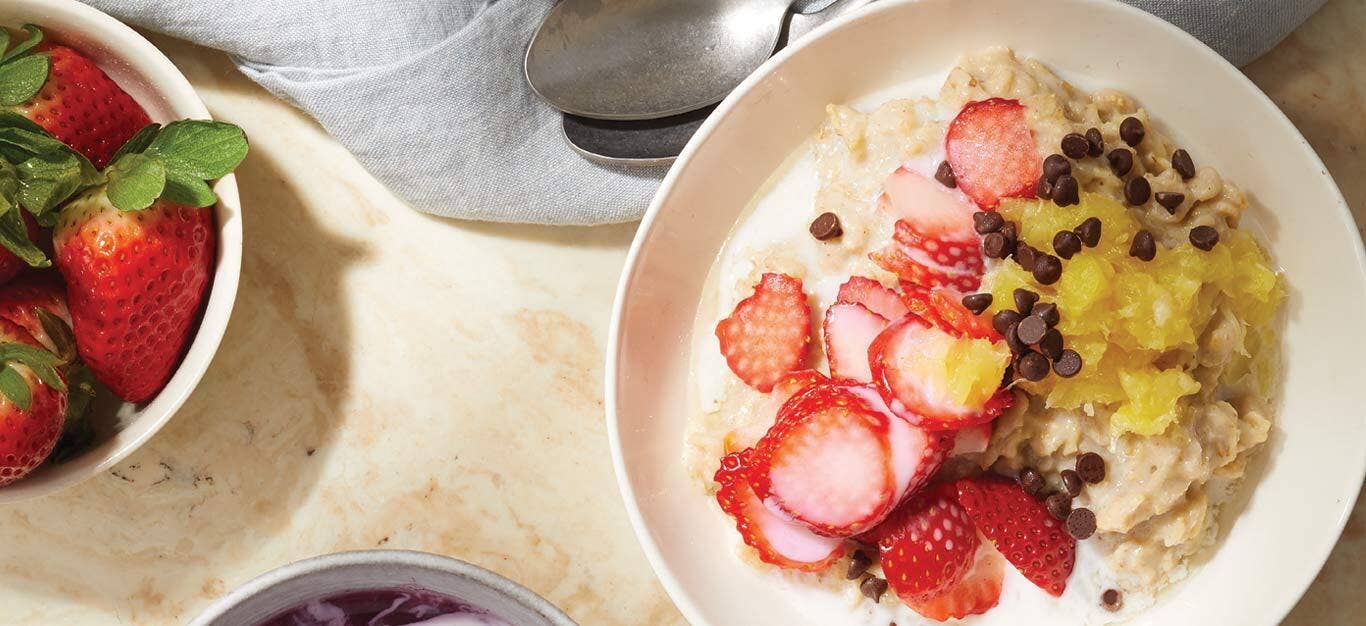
(924, 289, 999, 341)
(893, 220, 983, 274)
(843, 384, 954, 507)
(945, 98, 1041, 209)
(0, 318, 69, 487)
(724, 369, 830, 454)
(0, 213, 41, 287)
(879, 167, 978, 243)
(716, 273, 811, 392)
(836, 276, 909, 321)
(0, 273, 72, 355)
(822, 303, 887, 383)
(750, 384, 896, 536)
(773, 369, 828, 398)
(13, 44, 151, 169)
(871, 243, 981, 293)
(906, 542, 1005, 621)
(869, 315, 1014, 429)
(875, 482, 979, 603)
(54, 190, 214, 402)
(956, 476, 1076, 596)
(714, 449, 845, 571)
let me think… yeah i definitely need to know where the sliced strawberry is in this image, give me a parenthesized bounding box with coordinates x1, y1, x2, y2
(869, 316, 1014, 429)
(876, 482, 979, 602)
(945, 98, 1042, 209)
(926, 289, 998, 341)
(836, 276, 909, 321)
(725, 369, 831, 455)
(907, 542, 1006, 621)
(951, 422, 993, 456)
(893, 220, 983, 274)
(844, 384, 954, 505)
(898, 286, 949, 330)
(714, 449, 845, 571)
(823, 303, 888, 383)
(751, 384, 896, 537)
(956, 476, 1076, 596)
(871, 243, 981, 293)
(879, 167, 979, 243)
(773, 369, 829, 399)
(716, 273, 811, 392)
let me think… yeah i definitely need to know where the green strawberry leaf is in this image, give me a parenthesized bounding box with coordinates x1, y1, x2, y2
(35, 308, 75, 364)
(0, 53, 50, 106)
(0, 205, 47, 268)
(0, 31, 10, 57)
(1, 25, 44, 64)
(145, 120, 249, 180)
(49, 362, 96, 463)
(105, 153, 166, 212)
(108, 123, 161, 163)
(0, 364, 31, 410)
(0, 342, 65, 392)
(0, 110, 48, 134)
(15, 149, 101, 214)
(162, 169, 216, 207)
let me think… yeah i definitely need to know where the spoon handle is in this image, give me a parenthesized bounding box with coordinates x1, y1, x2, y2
(787, 0, 877, 42)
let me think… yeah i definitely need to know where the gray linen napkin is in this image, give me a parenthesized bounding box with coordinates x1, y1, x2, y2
(79, 0, 1324, 225)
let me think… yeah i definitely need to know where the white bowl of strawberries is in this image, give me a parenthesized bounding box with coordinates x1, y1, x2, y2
(0, 0, 245, 501)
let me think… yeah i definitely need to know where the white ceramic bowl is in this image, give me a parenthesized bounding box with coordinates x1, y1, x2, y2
(607, 0, 1366, 624)
(0, 0, 242, 502)
(189, 550, 576, 626)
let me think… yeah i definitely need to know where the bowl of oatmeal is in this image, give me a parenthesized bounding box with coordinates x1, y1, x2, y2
(606, 0, 1366, 625)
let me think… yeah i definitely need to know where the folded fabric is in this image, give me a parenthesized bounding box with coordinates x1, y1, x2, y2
(79, 0, 1325, 225)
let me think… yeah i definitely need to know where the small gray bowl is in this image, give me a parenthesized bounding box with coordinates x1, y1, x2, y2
(189, 550, 577, 626)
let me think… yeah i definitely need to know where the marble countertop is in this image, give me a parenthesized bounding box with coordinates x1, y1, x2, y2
(0, 1, 1362, 624)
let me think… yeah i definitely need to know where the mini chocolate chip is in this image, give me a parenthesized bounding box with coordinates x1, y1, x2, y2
(1039, 328, 1064, 360)
(1154, 191, 1185, 213)
(1061, 469, 1083, 497)
(847, 550, 873, 580)
(1075, 217, 1102, 247)
(1032, 302, 1059, 327)
(1054, 349, 1083, 377)
(1017, 351, 1050, 382)
(1190, 225, 1220, 251)
(1032, 254, 1063, 285)
(982, 232, 1011, 259)
(1019, 467, 1046, 498)
(1051, 175, 1079, 206)
(1013, 288, 1038, 315)
(1119, 116, 1145, 147)
(1016, 315, 1048, 345)
(973, 211, 1004, 234)
(1106, 148, 1133, 177)
(1128, 229, 1156, 261)
(809, 212, 843, 240)
(1123, 176, 1151, 206)
(1076, 452, 1106, 483)
(1171, 149, 1196, 179)
(1036, 175, 1054, 200)
(1043, 154, 1072, 183)
(1067, 507, 1097, 539)
(1014, 243, 1038, 272)
(1000, 221, 1018, 242)
(962, 293, 993, 314)
(935, 160, 957, 188)
(1052, 230, 1082, 260)
(1001, 361, 1016, 386)
(1046, 492, 1073, 521)
(1005, 321, 1029, 355)
(860, 576, 889, 603)
(1085, 127, 1104, 157)
(1061, 133, 1090, 159)
(993, 310, 1023, 336)
(1101, 589, 1124, 612)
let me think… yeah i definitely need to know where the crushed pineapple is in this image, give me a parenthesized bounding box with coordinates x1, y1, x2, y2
(984, 193, 1284, 435)
(901, 331, 1011, 410)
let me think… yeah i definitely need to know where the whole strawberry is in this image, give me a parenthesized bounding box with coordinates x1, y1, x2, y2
(0, 317, 69, 487)
(52, 120, 246, 402)
(0, 26, 151, 169)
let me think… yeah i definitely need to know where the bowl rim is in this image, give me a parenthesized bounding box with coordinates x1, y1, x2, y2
(0, 0, 243, 502)
(186, 549, 578, 626)
(604, 0, 1366, 624)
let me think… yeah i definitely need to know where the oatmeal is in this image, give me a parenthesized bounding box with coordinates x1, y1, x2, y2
(686, 47, 1282, 624)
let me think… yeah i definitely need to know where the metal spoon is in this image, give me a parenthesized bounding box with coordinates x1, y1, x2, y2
(556, 0, 874, 166)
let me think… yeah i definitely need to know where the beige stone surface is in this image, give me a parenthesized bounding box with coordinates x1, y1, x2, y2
(0, 2, 1361, 624)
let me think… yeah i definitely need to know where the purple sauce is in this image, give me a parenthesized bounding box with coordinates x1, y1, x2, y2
(258, 587, 508, 626)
